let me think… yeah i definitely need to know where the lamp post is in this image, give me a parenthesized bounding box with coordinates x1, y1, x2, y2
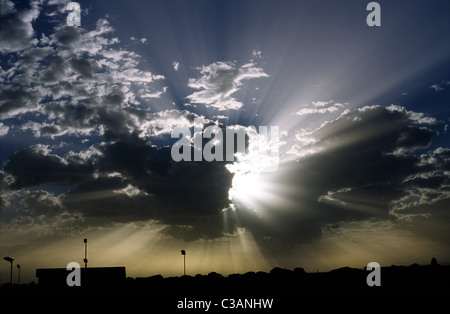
(181, 250, 186, 276)
(17, 264, 20, 285)
(3, 257, 14, 284)
(83, 238, 88, 268)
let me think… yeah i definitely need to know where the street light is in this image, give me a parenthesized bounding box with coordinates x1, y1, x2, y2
(181, 250, 186, 276)
(3, 257, 14, 284)
(83, 238, 88, 268)
(17, 264, 20, 285)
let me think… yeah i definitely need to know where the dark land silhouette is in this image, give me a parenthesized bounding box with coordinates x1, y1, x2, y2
(1, 260, 449, 295)
(36, 266, 126, 287)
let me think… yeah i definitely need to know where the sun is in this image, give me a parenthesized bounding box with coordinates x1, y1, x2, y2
(228, 170, 264, 208)
(226, 160, 280, 212)
(227, 163, 286, 214)
(226, 126, 282, 211)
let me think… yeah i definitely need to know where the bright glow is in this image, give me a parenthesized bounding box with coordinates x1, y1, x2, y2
(226, 123, 284, 213)
(226, 126, 281, 210)
(226, 128, 282, 211)
(228, 170, 265, 208)
(227, 162, 291, 214)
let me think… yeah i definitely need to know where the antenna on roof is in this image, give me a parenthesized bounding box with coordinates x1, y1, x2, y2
(181, 250, 186, 276)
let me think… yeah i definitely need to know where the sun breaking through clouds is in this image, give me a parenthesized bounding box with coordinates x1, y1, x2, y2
(1, 0, 450, 284)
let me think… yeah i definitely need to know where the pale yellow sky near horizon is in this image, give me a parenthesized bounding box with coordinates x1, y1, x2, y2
(1, 219, 447, 285)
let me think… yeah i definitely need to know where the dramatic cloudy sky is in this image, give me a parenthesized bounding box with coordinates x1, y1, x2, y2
(1, 0, 450, 283)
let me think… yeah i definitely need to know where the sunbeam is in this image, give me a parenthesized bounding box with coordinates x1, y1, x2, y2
(1, 0, 450, 288)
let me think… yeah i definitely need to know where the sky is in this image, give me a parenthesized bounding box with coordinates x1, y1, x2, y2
(1, 0, 450, 284)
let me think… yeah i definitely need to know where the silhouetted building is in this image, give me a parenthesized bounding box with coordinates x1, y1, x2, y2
(36, 267, 126, 288)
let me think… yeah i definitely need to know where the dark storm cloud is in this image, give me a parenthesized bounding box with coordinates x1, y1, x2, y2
(0, 188, 86, 234)
(55, 104, 446, 244)
(62, 167, 228, 240)
(22, 190, 64, 217)
(63, 176, 152, 223)
(2, 0, 449, 250)
(3, 104, 447, 243)
(0, 87, 40, 117)
(98, 135, 172, 177)
(69, 58, 97, 79)
(420, 147, 450, 171)
(233, 105, 446, 247)
(2, 131, 233, 239)
(40, 56, 67, 83)
(4, 145, 94, 189)
(54, 25, 81, 47)
(94, 135, 233, 238)
(0, 0, 40, 53)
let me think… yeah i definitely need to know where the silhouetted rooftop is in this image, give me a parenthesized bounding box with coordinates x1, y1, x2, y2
(0, 263, 447, 295)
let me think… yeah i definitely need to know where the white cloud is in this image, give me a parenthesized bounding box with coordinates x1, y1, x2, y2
(1, 7, 168, 140)
(318, 187, 353, 206)
(116, 67, 164, 83)
(172, 61, 180, 71)
(430, 84, 443, 92)
(251, 49, 262, 59)
(0, 123, 9, 137)
(312, 100, 333, 107)
(141, 86, 168, 99)
(286, 128, 321, 157)
(113, 184, 148, 197)
(296, 101, 345, 116)
(186, 61, 268, 110)
(387, 104, 438, 125)
(48, 0, 70, 6)
(136, 109, 199, 137)
(47, 0, 70, 15)
(390, 184, 450, 215)
(130, 37, 148, 44)
(296, 106, 339, 115)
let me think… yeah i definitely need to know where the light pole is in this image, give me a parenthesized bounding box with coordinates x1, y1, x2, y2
(3, 257, 14, 284)
(181, 250, 186, 276)
(17, 264, 20, 285)
(83, 238, 88, 268)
